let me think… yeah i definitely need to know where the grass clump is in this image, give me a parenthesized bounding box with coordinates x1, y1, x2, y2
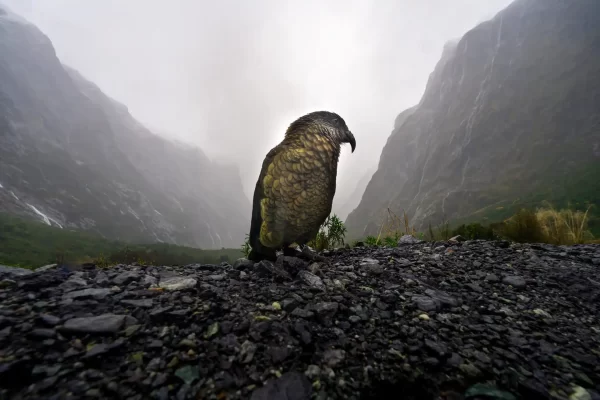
(451, 222, 496, 241)
(307, 214, 347, 251)
(497, 203, 594, 244)
(241, 233, 251, 258)
(358, 202, 594, 247)
(367, 208, 417, 246)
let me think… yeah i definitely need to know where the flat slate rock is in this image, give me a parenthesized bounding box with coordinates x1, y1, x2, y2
(0, 241, 599, 400)
(61, 314, 130, 334)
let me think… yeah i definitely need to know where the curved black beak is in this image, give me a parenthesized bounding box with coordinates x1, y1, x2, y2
(346, 131, 356, 153)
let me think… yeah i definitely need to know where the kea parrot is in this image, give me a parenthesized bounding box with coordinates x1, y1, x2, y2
(248, 111, 356, 262)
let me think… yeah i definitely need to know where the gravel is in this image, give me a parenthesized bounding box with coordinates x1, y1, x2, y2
(0, 240, 599, 399)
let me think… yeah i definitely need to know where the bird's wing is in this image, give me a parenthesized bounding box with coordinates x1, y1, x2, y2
(249, 145, 279, 252)
(252, 142, 321, 247)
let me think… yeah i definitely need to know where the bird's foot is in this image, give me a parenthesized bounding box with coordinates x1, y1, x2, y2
(283, 245, 326, 262)
(248, 249, 277, 263)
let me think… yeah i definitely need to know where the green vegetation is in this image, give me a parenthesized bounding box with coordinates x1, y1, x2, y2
(1, 200, 595, 271)
(0, 213, 243, 269)
(457, 163, 600, 238)
(241, 233, 251, 258)
(451, 222, 496, 241)
(495, 203, 594, 245)
(307, 214, 347, 251)
(354, 203, 595, 248)
(239, 213, 349, 255)
(363, 208, 417, 246)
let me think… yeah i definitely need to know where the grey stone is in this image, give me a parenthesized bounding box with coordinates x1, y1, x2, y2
(95, 272, 110, 285)
(502, 275, 526, 288)
(298, 270, 325, 291)
(323, 349, 345, 367)
(398, 235, 423, 245)
(83, 344, 110, 358)
(255, 260, 292, 280)
(239, 340, 257, 364)
(359, 258, 379, 266)
(233, 258, 254, 270)
(141, 275, 157, 286)
(159, 276, 197, 291)
(304, 365, 321, 379)
(36, 264, 58, 272)
(29, 328, 56, 338)
(60, 276, 88, 291)
(0, 265, 33, 277)
(62, 288, 112, 300)
(113, 271, 140, 285)
(425, 289, 461, 308)
(291, 308, 315, 319)
(413, 296, 438, 312)
(62, 314, 127, 334)
(39, 314, 61, 326)
(466, 283, 483, 293)
(250, 371, 312, 400)
(365, 264, 384, 275)
(121, 299, 153, 308)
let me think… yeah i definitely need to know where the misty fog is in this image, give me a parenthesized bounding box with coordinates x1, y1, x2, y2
(2, 0, 514, 214)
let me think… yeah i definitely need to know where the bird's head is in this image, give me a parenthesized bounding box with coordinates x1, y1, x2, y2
(287, 111, 356, 153)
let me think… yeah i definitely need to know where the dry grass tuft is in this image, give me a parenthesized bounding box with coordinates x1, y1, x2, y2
(535, 202, 594, 245)
(499, 202, 595, 245)
(374, 208, 417, 245)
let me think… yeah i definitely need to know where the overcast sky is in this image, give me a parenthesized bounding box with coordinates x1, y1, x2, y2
(2, 0, 514, 205)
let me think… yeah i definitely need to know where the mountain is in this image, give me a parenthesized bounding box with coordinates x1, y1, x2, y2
(345, 0, 600, 239)
(0, 5, 251, 249)
(332, 166, 376, 222)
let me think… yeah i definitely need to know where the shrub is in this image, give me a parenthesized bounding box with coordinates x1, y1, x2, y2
(241, 234, 251, 258)
(365, 236, 379, 246)
(495, 204, 594, 245)
(452, 223, 496, 240)
(308, 214, 347, 251)
(383, 236, 398, 247)
(535, 203, 593, 245)
(497, 208, 544, 243)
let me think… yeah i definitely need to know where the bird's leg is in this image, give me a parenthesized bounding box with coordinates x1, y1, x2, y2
(283, 246, 303, 258)
(248, 247, 277, 263)
(282, 244, 325, 262)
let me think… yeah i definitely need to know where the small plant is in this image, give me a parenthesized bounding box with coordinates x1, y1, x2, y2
(93, 254, 112, 269)
(427, 222, 435, 241)
(436, 214, 451, 241)
(452, 223, 496, 240)
(371, 208, 417, 247)
(365, 235, 379, 246)
(241, 233, 251, 258)
(310, 230, 329, 252)
(308, 214, 348, 251)
(383, 236, 397, 247)
(326, 214, 348, 248)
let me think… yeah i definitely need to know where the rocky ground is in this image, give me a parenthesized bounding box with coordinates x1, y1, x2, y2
(0, 239, 599, 400)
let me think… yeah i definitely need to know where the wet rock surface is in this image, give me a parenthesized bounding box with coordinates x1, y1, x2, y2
(0, 240, 599, 399)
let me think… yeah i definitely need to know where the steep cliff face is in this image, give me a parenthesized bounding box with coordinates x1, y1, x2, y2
(346, 0, 600, 239)
(0, 5, 250, 248)
(332, 166, 377, 221)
